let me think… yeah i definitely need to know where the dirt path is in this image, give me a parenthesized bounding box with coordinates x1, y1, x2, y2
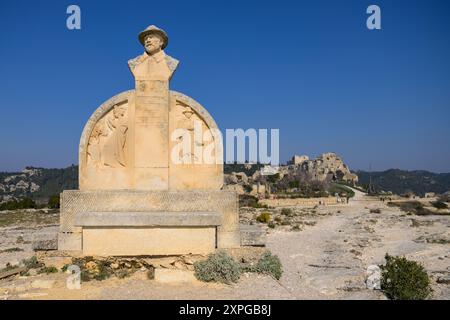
(267, 189, 383, 299)
(267, 189, 449, 299)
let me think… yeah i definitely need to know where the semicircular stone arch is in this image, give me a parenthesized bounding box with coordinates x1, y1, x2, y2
(79, 90, 223, 191)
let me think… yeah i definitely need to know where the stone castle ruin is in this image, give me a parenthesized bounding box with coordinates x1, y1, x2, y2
(287, 153, 358, 184)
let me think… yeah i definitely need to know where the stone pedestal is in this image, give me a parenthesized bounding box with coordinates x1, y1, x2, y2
(58, 190, 241, 255)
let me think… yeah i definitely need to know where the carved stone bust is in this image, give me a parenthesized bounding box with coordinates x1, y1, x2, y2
(128, 25, 179, 81)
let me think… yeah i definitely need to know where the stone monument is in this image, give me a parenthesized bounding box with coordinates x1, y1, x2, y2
(58, 25, 241, 256)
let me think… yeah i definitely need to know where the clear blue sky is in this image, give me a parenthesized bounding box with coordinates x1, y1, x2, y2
(1, 0, 449, 172)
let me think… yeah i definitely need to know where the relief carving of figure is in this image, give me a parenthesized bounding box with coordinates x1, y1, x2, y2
(87, 104, 128, 168)
(174, 102, 208, 163)
(104, 105, 128, 167)
(87, 123, 105, 167)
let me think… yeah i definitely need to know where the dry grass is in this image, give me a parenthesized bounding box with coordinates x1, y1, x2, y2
(0, 210, 59, 228)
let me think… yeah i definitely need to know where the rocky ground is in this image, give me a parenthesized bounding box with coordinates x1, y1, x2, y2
(0, 191, 449, 300)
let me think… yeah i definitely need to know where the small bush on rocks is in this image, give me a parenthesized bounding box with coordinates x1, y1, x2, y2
(194, 251, 241, 284)
(256, 212, 271, 223)
(380, 254, 432, 300)
(255, 252, 283, 280)
(281, 208, 293, 216)
(22, 256, 44, 270)
(38, 266, 58, 274)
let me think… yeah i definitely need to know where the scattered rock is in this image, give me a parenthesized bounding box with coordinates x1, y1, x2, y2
(30, 280, 55, 289)
(85, 261, 99, 275)
(154, 269, 197, 283)
(32, 239, 57, 251)
(28, 269, 38, 276)
(437, 276, 450, 284)
(18, 292, 49, 298)
(0, 266, 27, 280)
(366, 265, 381, 290)
(172, 260, 188, 270)
(41, 256, 72, 270)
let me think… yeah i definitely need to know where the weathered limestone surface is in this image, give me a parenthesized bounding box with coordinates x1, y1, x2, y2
(59, 189, 241, 253)
(259, 196, 347, 207)
(240, 224, 266, 246)
(59, 25, 240, 256)
(75, 211, 221, 227)
(82, 227, 216, 256)
(79, 90, 223, 191)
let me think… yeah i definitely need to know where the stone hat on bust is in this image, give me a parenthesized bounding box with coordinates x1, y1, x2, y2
(138, 25, 169, 49)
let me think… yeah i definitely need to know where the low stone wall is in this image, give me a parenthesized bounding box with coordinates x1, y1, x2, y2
(259, 196, 346, 207)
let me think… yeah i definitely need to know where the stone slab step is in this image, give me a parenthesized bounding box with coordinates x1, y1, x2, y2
(75, 211, 221, 227)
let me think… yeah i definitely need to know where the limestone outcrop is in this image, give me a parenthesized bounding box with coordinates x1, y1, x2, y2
(286, 153, 358, 184)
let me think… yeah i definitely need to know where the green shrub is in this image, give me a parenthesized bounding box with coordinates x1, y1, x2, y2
(22, 256, 43, 270)
(281, 208, 292, 216)
(194, 251, 241, 284)
(388, 201, 434, 216)
(48, 194, 60, 209)
(255, 252, 283, 280)
(0, 198, 37, 211)
(431, 201, 448, 210)
(268, 222, 276, 229)
(380, 254, 432, 300)
(244, 185, 253, 193)
(38, 266, 58, 274)
(256, 212, 271, 223)
(267, 173, 280, 184)
(238, 194, 268, 208)
(288, 180, 299, 189)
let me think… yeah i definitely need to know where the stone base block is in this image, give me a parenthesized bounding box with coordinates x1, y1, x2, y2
(58, 232, 82, 251)
(240, 224, 266, 246)
(82, 227, 216, 256)
(59, 189, 241, 254)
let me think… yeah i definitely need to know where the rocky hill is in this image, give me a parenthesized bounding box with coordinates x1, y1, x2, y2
(0, 166, 78, 203)
(356, 169, 450, 196)
(223, 153, 358, 196)
(2, 164, 449, 203)
(286, 153, 358, 184)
